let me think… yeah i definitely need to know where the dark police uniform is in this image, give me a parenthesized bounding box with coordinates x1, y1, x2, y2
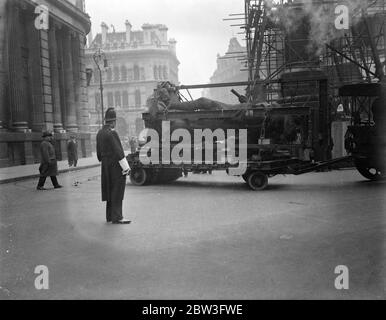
(96, 124, 127, 223)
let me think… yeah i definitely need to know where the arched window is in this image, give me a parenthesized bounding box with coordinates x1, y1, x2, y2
(115, 91, 121, 108)
(122, 91, 129, 108)
(133, 65, 140, 81)
(113, 66, 120, 82)
(121, 66, 127, 82)
(135, 89, 141, 108)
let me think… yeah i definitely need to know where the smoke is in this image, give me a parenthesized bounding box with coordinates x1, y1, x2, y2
(301, 0, 369, 55)
(264, 0, 372, 56)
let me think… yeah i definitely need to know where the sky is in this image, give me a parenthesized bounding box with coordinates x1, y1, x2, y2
(85, 0, 246, 96)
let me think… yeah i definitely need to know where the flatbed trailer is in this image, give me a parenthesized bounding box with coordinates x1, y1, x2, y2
(126, 81, 384, 190)
(127, 102, 354, 191)
(127, 150, 353, 191)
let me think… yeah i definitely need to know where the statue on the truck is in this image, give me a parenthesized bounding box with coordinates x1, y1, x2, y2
(146, 82, 270, 118)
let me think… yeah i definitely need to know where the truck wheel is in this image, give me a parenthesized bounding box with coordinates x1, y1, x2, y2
(355, 160, 383, 181)
(247, 171, 268, 191)
(130, 168, 147, 186)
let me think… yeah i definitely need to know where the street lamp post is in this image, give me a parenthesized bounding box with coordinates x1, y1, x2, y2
(93, 48, 108, 127)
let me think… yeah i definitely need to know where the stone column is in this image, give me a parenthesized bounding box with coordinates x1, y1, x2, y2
(8, 4, 29, 132)
(62, 29, 78, 132)
(49, 25, 64, 132)
(77, 34, 91, 135)
(0, 0, 8, 130)
(27, 15, 45, 132)
(71, 33, 82, 129)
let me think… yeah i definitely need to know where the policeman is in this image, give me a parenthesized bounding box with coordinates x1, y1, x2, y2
(96, 108, 131, 225)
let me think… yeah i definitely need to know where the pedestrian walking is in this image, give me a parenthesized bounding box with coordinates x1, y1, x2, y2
(96, 108, 131, 225)
(37, 132, 63, 191)
(129, 136, 137, 154)
(67, 135, 78, 167)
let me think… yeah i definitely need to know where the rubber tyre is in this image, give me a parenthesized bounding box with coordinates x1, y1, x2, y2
(247, 171, 268, 191)
(130, 167, 148, 186)
(355, 160, 383, 181)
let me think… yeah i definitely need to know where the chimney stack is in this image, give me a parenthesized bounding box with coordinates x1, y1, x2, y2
(101, 22, 109, 45)
(125, 20, 132, 44)
(159, 25, 168, 45)
(142, 24, 152, 45)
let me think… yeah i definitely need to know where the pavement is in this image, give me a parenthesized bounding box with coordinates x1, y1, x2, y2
(0, 154, 101, 185)
(0, 167, 385, 300)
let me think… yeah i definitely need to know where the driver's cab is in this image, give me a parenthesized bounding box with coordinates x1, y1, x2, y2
(340, 83, 385, 180)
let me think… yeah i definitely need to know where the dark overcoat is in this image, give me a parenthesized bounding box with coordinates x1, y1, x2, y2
(67, 140, 78, 161)
(96, 125, 126, 203)
(39, 140, 58, 177)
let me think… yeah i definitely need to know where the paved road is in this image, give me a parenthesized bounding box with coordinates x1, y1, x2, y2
(0, 168, 385, 299)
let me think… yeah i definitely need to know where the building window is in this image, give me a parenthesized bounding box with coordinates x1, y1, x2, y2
(141, 68, 145, 80)
(133, 65, 140, 81)
(153, 66, 158, 80)
(113, 66, 120, 82)
(163, 66, 168, 79)
(94, 69, 100, 83)
(135, 117, 144, 135)
(115, 91, 121, 108)
(107, 92, 114, 107)
(135, 90, 141, 108)
(106, 68, 112, 82)
(128, 68, 133, 80)
(158, 66, 162, 80)
(122, 91, 129, 108)
(94, 93, 101, 111)
(121, 66, 127, 82)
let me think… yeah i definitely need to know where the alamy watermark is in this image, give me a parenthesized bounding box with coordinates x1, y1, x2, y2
(31, 0, 49, 31)
(138, 121, 248, 175)
(334, 265, 349, 290)
(335, 5, 350, 30)
(34, 265, 49, 290)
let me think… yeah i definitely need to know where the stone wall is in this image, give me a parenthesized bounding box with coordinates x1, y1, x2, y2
(0, 0, 92, 167)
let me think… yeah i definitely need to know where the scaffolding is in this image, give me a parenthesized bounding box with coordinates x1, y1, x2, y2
(238, 0, 386, 103)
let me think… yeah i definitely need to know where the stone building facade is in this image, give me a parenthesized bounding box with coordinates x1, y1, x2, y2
(85, 21, 179, 146)
(205, 38, 248, 104)
(0, 0, 92, 168)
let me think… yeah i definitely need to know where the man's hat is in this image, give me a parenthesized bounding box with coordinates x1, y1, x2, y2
(105, 108, 117, 122)
(42, 131, 53, 138)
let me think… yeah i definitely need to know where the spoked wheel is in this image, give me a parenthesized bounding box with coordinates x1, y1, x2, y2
(247, 171, 269, 191)
(355, 160, 384, 181)
(130, 167, 148, 186)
